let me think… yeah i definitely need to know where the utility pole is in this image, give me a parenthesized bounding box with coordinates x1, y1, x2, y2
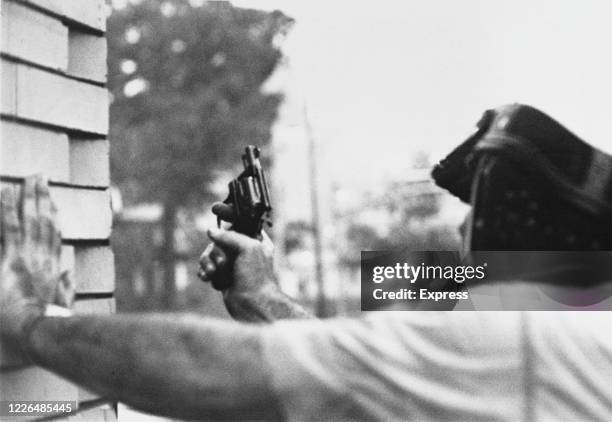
(304, 104, 328, 317)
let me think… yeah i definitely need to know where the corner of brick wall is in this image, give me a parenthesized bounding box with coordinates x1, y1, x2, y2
(1, 0, 115, 419)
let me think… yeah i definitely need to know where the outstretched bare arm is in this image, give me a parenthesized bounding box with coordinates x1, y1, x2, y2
(25, 314, 282, 421)
(0, 178, 282, 420)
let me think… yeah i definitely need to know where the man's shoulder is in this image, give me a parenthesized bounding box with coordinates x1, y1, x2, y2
(368, 311, 523, 345)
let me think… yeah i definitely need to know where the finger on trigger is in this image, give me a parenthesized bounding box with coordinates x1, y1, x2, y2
(22, 176, 38, 243)
(199, 242, 214, 259)
(199, 243, 214, 268)
(211, 202, 234, 223)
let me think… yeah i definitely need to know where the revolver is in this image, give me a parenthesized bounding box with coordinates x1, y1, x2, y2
(219, 145, 272, 238)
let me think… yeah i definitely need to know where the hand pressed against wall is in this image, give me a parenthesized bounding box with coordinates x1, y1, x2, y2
(0, 176, 73, 347)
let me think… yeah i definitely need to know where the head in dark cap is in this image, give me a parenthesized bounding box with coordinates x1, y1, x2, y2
(432, 104, 612, 252)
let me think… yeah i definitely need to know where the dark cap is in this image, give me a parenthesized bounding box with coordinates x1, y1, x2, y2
(432, 104, 612, 218)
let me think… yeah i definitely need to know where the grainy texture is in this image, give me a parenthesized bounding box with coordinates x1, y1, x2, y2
(74, 298, 116, 315)
(73, 299, 116, 404)
(74, 246, 115, 293)
(0, 366, 79, 400)
(0, 0, 114, 418)
(69, 138, 110, 186)
(1, 60, 109, 134)
(59, 245, 115, 293)
(78, 386, 105, 404)
(1, 120, 71, 181)
(1, 1, 69, 70)
(68, 405, 116, 421)
(22, 0, 106, 32)
(68, 31, 107, 83)
(49, 186, 112, 240)
(1, 59, 17, 113)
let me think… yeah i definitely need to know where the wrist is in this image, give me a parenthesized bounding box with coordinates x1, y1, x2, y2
(234, 277, 281, 297)
(0, 298, 45, 362)
(18, 304, 72, 352)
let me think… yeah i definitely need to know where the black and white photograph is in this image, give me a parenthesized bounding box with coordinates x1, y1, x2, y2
(1, 0, 612, 420)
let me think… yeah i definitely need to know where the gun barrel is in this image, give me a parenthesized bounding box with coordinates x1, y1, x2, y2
(242, 146, 261, 169)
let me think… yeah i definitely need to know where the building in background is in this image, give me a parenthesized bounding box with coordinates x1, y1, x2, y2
(1, 0, 115, 419)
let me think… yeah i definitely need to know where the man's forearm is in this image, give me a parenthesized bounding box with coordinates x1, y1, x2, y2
(225, 285, 314, 323)
(25, 314, 283, 421)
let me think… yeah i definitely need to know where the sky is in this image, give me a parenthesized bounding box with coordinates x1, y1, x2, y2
(232, 0, 612, 187)
(110, 0, 612, 223)
(111, 0, 612, 185)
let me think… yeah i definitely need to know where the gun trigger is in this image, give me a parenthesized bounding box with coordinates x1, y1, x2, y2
(217, 216, 221, 228)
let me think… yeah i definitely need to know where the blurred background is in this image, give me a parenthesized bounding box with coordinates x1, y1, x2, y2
(107, 0, 612, 318)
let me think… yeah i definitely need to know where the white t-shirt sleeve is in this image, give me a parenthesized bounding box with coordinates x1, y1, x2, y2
(527, 312, 612, 421)
(261, 312, 522, 422)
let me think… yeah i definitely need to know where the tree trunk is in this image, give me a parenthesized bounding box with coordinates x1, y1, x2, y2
(160, 204, 177, 310)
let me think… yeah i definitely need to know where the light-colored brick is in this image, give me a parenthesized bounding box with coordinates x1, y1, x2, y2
(50, 186, 112, 240)
(61, 0, 107, 33)
(1, 1, 68, 70)
(22, 0, 106, 32)
(19, 0, 62, 16)
(0, 3, 7, 50)
(0, 366, 78, 400)
(68, 31, 107, 83)
(0, 180, 111, 241)
(1, 59, 17, 114)
(70, 138, 110, 187)
(74, 246, 115, 293)
(74, 298, 116, 315)
(1, 120, 70, 182)
(1, 60, 109, 134)
(59, 246, 115, 293)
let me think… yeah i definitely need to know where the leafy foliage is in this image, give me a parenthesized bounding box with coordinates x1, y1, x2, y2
(108, 0, 293, 206)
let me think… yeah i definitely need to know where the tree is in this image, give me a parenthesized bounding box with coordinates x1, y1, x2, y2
(108, 0, 293, 308)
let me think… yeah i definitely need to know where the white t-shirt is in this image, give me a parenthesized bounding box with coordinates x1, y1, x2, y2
(262, 312, 612, 421)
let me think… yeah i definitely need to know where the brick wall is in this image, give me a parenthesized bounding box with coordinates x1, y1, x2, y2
(0, 0, 115, 420)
